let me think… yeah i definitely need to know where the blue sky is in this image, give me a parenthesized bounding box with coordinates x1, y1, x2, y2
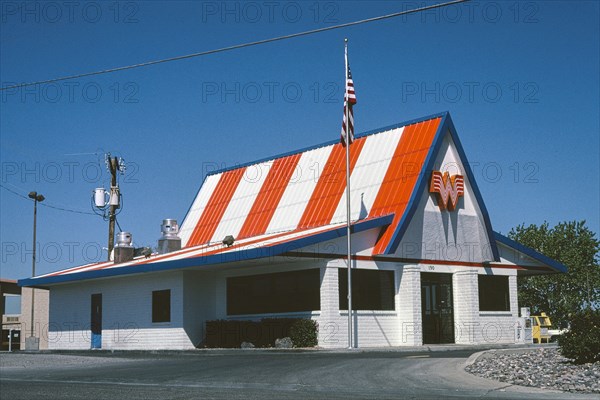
(1, 0, 599, 295)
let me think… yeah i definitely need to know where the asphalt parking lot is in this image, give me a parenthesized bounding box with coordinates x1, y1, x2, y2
(1, 348, 596, 400)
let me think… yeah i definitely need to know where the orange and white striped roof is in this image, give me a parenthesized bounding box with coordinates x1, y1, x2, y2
(180, 115, 443, 255)
(20, 111, 569, 288)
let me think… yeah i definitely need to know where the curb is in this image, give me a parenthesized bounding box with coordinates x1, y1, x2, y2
(1, 343, 554, 357)
(464, 343, 558, 367)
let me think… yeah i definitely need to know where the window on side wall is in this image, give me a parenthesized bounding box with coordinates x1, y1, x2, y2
(339, 269, 395, 311)
(227, 269, 320, 315)
(152, 289, 171, 323)
(478, 275, 510, 312)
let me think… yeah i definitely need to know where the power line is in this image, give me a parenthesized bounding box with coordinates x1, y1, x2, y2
(1, 0, 469, 91)
(0, 184, 98, 216)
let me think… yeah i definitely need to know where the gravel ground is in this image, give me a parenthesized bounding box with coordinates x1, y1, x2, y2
(466, 347, 600, 394)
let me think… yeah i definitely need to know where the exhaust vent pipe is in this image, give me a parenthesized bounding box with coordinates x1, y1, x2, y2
(158, 219, 181, 254)
(114, 232, 134, 263)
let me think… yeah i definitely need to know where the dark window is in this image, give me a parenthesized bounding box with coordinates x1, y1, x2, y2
(152, 289, 171, 323)
(227, 269, 320, 315)
(478, 275, 510, 311)
(339, 269, 395, 311)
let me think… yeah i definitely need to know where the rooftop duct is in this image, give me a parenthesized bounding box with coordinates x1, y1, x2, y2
(114, 232, 134, 263)
(158, 219, 181, 254)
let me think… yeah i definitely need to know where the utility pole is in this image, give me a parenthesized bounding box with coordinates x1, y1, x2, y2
(92, 153, 124, 260)
(27, 191, 44, 351)
(107, 156, 119, 261)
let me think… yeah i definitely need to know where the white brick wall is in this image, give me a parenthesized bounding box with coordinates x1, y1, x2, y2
(49, 271, 194, 350)
(476, 274, 519, 345)
(451, 268, 519, 345)
(453, 269, 480, 344)
(396, 265, 422, 346)
(318, 265, 343, 347)
(46, 259, 521, 349)
(316, 260, 404, 348)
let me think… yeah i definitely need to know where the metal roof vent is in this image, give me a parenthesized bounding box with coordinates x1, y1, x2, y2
(158, 219, 181, 254)
(116, 232, 132, 247)
(114, 232, 134, 263)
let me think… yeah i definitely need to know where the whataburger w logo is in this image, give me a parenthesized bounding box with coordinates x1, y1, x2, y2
(429, 171, 465, 210)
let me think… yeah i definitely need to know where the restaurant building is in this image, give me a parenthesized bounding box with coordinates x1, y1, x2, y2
(19, 112, 566, 349)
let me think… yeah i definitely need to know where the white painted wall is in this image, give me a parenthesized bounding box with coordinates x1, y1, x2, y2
(396, 265, 422, 346)
(476, 274, 519, 344)
(397, 131, 495, 263)
(46, 244, 521, 349)
(316, 259, 404, 348)
(48, 271, 193, 350)
(183, 270, 217, 347)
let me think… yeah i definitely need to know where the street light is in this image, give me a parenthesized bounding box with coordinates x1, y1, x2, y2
(27, 191, 44, 350)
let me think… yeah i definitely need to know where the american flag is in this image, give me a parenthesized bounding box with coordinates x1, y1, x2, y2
(341, 60, 357, 146)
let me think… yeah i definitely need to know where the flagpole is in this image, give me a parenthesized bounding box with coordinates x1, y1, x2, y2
(344, 38, 353, 349)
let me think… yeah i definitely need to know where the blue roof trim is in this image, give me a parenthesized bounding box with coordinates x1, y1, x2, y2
(382, 113, 501, 262)
(444, 114, 500, 261)
(207, 112, 449, 176)
(493, 231, 568, 273)
(18, 214, 394, 288)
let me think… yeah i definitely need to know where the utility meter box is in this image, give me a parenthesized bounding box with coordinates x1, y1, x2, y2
(516, 307, 533, 343)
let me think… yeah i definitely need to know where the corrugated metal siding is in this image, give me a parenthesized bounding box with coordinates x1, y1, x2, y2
(179, 117, 442, 254)
(187, 168, 246, 246)
(298, 138, 366, 229)
(210, 160, 273, 243)
(266, 145, 333, 233)
(179, 173, 221, 246)
(371, 118, 441, 254)
(330, 127, 404, 224)
(237, 154, 301, 239)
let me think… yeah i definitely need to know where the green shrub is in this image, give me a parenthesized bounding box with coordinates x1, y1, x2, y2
(204, 318, 317, 348)
(289, 319, 318, 348)
(558, 309, 600, 364)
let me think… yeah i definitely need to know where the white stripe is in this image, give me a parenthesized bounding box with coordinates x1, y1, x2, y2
(331, 127, 404, 223)
(179, 174, 222, 246)
(266, 145, 334, 233)
(34, 260, 107, 278)
(210, 161, 273, 242)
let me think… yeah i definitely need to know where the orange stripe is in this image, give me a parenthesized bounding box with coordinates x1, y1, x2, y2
(371, 118, 441, 254)
(187, 168, 246, 247)
(372, 120, 430, 253)
(237, 154, 301, 239)
(297, 138, 366, 229)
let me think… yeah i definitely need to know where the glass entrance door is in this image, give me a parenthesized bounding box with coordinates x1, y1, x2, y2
(421, 272, 454, 344)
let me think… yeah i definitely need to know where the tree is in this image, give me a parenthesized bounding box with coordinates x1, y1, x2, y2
(509, 221, 600, 328)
